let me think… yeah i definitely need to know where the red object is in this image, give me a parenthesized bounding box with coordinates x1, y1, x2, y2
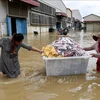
(96, 43, 100, 72)
(20, 0, 40, 7)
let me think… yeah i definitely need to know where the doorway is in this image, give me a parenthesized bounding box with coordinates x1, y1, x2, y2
(7, 16, 27, 36)
(56, 22, 61, 29)
(11, 17, 16, 35)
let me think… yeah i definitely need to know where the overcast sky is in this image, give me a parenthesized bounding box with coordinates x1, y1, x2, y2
(62, 0, 100, 17)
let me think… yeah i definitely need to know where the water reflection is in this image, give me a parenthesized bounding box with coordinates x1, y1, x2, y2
(0, 31, 100, 100)
(79, 30, 83, 46)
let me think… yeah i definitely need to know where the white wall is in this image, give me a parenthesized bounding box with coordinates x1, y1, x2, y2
(72, 10, 82, 22)
(0, 23, 7, 36)
(27, 25, 56, 34)
(0, 0, 7, 36)
(0, 0, 7, 23)
(67, 8, 72, 18)
(38, 0, 67, 13)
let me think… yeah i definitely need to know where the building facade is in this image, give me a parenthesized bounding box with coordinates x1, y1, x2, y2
(0, 0, 67, 36)
(72, 9, 82, 30)
(0, 0, 7, 36)
(28, 0, 56, 34)
(37, 0, 67, 30)
(0, 0, 40, 36)
(83, 14, 100, 32)
(66, 8, 72, 29)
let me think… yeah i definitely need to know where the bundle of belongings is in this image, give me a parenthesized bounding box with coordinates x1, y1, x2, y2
(42, 37, 88, 58)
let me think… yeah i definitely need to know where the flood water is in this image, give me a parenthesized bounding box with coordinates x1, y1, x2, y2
(0, 30, 100, 100)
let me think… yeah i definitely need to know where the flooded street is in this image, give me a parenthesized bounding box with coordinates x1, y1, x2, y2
(0, 31, 100, 100)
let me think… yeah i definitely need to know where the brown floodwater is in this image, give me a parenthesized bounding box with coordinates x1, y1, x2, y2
(0, 30, 100, 100)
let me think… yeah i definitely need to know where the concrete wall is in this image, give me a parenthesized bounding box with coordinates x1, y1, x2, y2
(67, 8, 72, 18)
(0, 0, 7, 36)
(67, 8, 72, 27)
(0, 0, 7, 23)
(27, 25, 56, 34)
(38, 0, 67, 13)
(0, 23, 7, 36)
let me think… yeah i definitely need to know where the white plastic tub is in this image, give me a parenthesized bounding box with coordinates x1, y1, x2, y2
(43, 56, 91, 76)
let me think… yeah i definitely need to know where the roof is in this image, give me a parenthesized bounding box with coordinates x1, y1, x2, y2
(84, 20, 100, 22)
(83, 14, 100, 19)
(83, 14, 100, 22)
(20, 0, 40, 7)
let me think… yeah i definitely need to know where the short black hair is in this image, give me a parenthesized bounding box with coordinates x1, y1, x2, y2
(13, 33, 24, 42)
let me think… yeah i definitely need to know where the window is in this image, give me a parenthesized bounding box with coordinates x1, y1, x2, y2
(31, 2, 56, 16)
(30, 12, 39, 25)
(8, 1, 28, 18)
(30, 12, 56, 26)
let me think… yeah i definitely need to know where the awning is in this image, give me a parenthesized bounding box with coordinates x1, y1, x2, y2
(56, 12, 67, 17)
(84, 20, 100, 22)
(20, 0, 40, 7)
